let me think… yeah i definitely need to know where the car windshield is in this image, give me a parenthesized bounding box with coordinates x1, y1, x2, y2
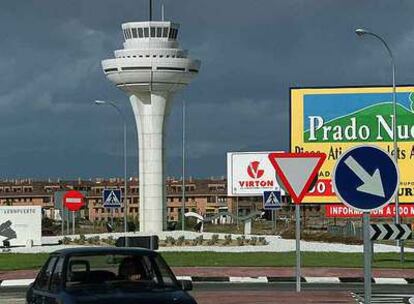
(65, 253, 179, 292)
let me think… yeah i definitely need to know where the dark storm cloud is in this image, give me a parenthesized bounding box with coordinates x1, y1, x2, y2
(0, 0, 413, 178)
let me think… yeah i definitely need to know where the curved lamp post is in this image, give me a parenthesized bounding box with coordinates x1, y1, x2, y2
(355, 29, 402, 260)
(95, 100, 128, 246)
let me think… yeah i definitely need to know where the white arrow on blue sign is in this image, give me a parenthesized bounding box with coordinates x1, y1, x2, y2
(332, 145, 399, 212)
(103, 189, 122, 208)
(263, 191, 281, 210)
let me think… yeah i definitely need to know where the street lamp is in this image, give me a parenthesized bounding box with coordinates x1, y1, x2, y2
(181, 99, 186, 231)
(95, 100, 128, 246)
(355, 29, 402, 257)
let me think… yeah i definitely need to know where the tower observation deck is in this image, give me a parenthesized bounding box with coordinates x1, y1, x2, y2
(102, 21, 200, 232)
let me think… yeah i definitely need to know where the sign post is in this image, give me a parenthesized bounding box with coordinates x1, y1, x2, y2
(63, 190, 85, 235)
(332, 145, 399, 304)
(268, 152, 326, 293)
(363, 212, 371, 304)
(295, 204, 301, 292)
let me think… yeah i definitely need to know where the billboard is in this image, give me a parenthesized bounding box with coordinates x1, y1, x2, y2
(0, 206, 42, 246)
(227, 152, 283, 196)
(291, 86, 414, 203)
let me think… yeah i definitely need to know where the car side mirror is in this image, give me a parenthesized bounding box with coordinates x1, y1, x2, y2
(178, 279, 192, 291)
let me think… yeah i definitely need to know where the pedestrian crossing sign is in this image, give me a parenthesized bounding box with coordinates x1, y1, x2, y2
(103, 189, 122, 208)
(263, 191, 281, 210)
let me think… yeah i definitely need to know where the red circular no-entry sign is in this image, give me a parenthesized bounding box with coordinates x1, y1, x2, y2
(63, 190, 85, 212)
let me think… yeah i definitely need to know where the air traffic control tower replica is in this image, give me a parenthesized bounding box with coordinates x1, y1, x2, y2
(101, 18, 200, 232)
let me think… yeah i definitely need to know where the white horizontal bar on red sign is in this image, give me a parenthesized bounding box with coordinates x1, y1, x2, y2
(325, 204, 414, 218)
(65, 198, 82, 203)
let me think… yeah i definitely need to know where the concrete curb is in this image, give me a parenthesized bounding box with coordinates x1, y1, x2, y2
(1, 276, 412, 287)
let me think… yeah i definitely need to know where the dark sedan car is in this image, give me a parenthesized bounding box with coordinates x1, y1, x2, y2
(26, 247, 197, 304)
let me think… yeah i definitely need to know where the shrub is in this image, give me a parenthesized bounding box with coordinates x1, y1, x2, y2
(223, 234, 232, 245)
(258, 237, 268, 245)
(62, 237, 72, 245)
(207, 235, 219, 246)
(192, 235, 203, 246)
(250, 237, 258, 246)
(87, 236, 100, 245)
(165, 236, 176, 246)
(176, 236, 185, 246)
(102, 236, 115, 246)
(236, 236, 244, 246)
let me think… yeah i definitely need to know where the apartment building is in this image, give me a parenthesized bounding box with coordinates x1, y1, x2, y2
(0, 178, 270, 222)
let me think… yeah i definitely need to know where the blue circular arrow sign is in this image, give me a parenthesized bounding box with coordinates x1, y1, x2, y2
(333, 145, 399, 212)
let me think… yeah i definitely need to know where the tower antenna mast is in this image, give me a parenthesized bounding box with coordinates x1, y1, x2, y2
(149, 0, 153, 21)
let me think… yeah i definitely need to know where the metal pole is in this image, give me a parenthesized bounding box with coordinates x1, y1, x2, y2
(61, 196, 64, 236)
(149, 0, 152, 21)
(295, 204, 301, 292)
(66, 208, 69, 235)
(356, 29, 402, 262)
(274, 208, 277, 233)
(388, 41, 403, 262)
(236, 196, 239, 229)
(72, 211, 75, 235)
(182, 100, 186, 231)
(123, 118, 128, 247)
(363, 212, 372, 304)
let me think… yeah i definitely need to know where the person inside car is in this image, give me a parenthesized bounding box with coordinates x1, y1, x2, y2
(118, 256, 148, 282)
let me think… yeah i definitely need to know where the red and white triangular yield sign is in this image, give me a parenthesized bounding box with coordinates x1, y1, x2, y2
(268, 152, 327, 204)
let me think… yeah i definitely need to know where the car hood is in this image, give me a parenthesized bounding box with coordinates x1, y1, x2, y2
(74, 290, 195, 304)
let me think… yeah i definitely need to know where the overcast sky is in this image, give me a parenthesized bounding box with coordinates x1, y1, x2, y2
(0, 0, 413, 179)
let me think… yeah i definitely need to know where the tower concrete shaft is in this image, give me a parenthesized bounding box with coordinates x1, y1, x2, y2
(130, 93, 170, 232)
(102, 21, 200, 233)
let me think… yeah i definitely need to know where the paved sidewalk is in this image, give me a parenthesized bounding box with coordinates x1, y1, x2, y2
(193, 290, 355, 304)
(174, 267, 414, 278)
(2, 267, 414, 280)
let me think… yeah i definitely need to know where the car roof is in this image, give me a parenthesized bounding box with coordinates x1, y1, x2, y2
(52, 247, 157, 256)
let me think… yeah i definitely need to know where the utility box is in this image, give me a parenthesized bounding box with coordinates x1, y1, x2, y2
(116, 235, 159, 250)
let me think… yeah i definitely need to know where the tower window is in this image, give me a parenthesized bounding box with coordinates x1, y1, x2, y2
(168, 28, 174, 39)
(173, 29, 178, 39)
(138, 28, 143, 38)
(131, 28, 137, 38)
(150, 27, 156, 37)
(163, 27, 168, 37)
(144, 28, 149, 38)
(156, 27, 162, 37)
(122, 66, 152, 71)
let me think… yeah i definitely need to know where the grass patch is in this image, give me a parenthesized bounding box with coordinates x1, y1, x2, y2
(162, 252, 414, 268)
(0, 253, 50, 271)
(2, 252, 414, 271)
